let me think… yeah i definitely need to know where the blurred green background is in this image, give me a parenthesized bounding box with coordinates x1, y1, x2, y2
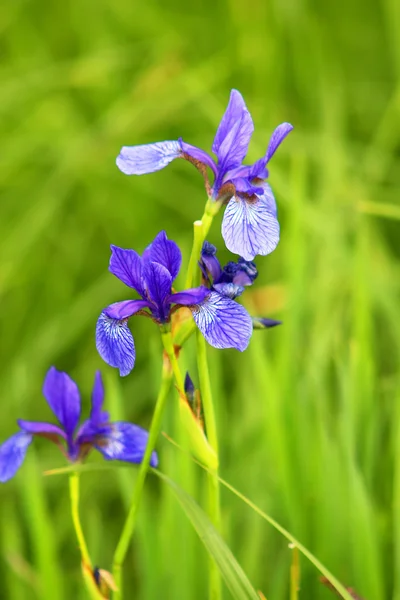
(1, 0, 399, 598)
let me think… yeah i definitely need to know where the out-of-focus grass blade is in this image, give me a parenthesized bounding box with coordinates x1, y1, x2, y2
(152, 470, 261, 600)
(358, 200, 400, 220)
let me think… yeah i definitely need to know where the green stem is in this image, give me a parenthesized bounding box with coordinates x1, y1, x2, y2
(161, 329, 185, 392)
(69, 472, 92, 569)
(196, 329, 222, 600)
(185, 199, 221, 289)
(112, 361, 173, 599)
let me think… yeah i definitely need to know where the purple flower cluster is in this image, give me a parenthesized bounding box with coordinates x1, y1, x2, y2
(117, 90, 292, 260)
(0, 368, 157, 482)
(96, 231, 257, 377)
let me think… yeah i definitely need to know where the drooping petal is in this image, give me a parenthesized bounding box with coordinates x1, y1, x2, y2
(200, 241, 222, 282)
(0, 432, 32, 482)
(265, 122, 293, 163)
(212, 90, 254, 172)
(109, 246, 143, 293)
(116, 141, 182, 175)
(169, 286, 210, 306)
(191, 291, 253, 351)
(180, 140, 218, 176)
(143, 231, 182, 281)
(105, 299, 150, 320)
(221, 186, 279, 261)
(96, 422, 158, 467)
(96, 313, 136, 377)
(42, 367, 81, 438)
(17, 420, 67, 440)
(143, 262, 172, 319)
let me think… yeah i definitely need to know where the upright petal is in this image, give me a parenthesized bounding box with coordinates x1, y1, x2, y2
(143, 262, 172, 318)
(96, 313, 136, 377)
(0, 432, 32, 482)
(191, 291, 253, 351)
(212, 90, 254, 171)
(143, 231, 182, 281)
(109, 246, 143, 293)
(265, 122, 293, 163)
(43, 367, 81, 438)
(200, 241, 222, 283)
(169, 286, 210, 306)
(90, 371, 107, 423)
(212, 282, 244, 299)
(221, 187, 279, 261)
(96, 422, 158, 467)
(116, 141, 182, 175)
(180, 140, 218, 176)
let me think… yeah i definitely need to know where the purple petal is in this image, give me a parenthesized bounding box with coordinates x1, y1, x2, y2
(212, 90, 254, 172)
(143, 231, 182, 280)
(96, 312, 136, 377)
(180, 140, 218, 176)
(200, 241, 222, 282)
(143, 261, 172, 310)
(116, 140, 182, 175)
(191, 291, 253, 351)
(230, 177, 264, 195)
(109, 245, 143, 293)
(42, 367, 81, 438)
(252, 317, 282, 329)
(90, 371, 107, 423)
(17, 420, 67, 439)
(221, 185, 279, 260)
(105, 299, 150, 320)
(0, 432, 32, 482)
(266, 122, 293, 163)
(96, 422, 158, 467)
(170, 286, 210, 306)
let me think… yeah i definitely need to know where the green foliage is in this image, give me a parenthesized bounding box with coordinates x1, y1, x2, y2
(0, 0, 399, 598)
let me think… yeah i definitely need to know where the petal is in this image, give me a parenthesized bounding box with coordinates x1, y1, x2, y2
(252, 317, 282, 329)
(17, 420, 66, 439)
(221, 188, 279, 261)
(0, 432, 32, 482)
(143, 261, 172, 312)
(109, 245, 143, 293)
(96, 312, 136, 377)
(213, 282, 244, 299)
(170, 286, 210, 306)
(90, 371, 106, 422)
(143, 231, 182, 280)
(212, 90, 254, 172)
(96, 422, 158, 467)
(42, 367, 81, 437)
(116, 140, 182, 175)
(105, 299, 150, 320)
(200, 241, 222, 283)
(230, 177, 264, 196)
(265, 122, 293, 163)
(192, 291, 253, 351)
(180, 140, 218, 176)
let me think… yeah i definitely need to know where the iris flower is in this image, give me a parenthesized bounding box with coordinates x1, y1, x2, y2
(116, 90, 293, 260)
(96, 231, 254, 377)
(0, 367, 157, 483)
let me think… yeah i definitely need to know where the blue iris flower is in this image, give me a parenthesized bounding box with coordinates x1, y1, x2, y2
(116, 90, 293, 261)
(0, 367, 157, 483)
(96, 231, 255, 377)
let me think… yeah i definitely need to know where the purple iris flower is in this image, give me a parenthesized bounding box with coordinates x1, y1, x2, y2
(96, 231, 254, 377)
(0, 367, 157, 483)
(116, 89, 293, 261)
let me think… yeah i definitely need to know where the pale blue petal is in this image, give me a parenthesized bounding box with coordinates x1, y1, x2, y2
(96, 422, 158, 467)
(96, 313, 136, 377)
(191, 291, 253, 351)
(116, 141, 182, 175)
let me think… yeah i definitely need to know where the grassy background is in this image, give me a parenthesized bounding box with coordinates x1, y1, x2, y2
(1, 0, 400, 598)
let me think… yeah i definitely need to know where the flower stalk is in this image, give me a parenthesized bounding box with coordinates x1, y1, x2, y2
(69, 472, 92, 569)
(185, 199, 221, 289)
(112, 359, 173, 599)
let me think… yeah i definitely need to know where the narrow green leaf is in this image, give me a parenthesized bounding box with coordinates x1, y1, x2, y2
(152, 470, 261, 600)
